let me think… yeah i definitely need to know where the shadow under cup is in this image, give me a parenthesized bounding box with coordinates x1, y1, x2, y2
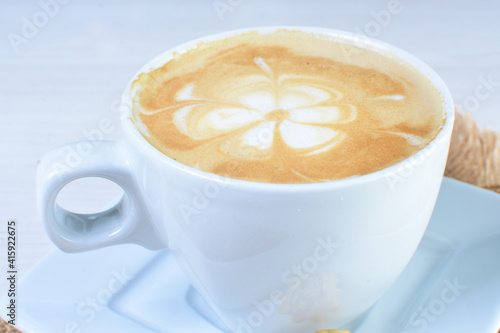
(39, 27, 455, 333)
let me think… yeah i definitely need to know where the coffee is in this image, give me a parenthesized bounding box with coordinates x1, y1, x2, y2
(131, 29, 444, 184)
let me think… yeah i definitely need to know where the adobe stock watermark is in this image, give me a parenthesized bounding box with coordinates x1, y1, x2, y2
(213, 0, 245, 21)
(49, 99, 122, 177)
(58, 268, 132, 333)
(353, 0, 404, 38)
(179, 174, 232, 224)
(383, 139, 438, 192)
(7, 0, 72, 54)
(402, 277, 467, 333)
(235, 236, 340, 333)
(340, 0, 408, 61)
(456, 74, 499, 113)
(179, 121, 274, 224)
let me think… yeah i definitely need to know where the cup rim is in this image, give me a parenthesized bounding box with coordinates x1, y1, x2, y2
(120, 25, 455, 192)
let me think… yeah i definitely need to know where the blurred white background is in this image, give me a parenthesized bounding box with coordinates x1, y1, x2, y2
(1, 0, 499, 301)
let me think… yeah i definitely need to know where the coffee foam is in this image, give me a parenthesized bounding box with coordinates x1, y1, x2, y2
(131, 30, 444, 184)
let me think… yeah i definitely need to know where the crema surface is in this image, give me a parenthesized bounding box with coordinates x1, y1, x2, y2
(131, 30, 444, 183)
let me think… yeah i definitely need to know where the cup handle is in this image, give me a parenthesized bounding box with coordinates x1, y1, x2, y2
(36, 140, 166, 252)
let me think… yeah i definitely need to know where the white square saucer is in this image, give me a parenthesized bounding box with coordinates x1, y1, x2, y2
(11, 178, 500, 333)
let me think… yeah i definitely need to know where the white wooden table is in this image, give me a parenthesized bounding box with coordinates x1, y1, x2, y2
(1, 0, 499, 303)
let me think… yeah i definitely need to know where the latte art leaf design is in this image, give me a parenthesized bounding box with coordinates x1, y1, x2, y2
(134, 32, 443, 183)
(170, 57, 358, 158)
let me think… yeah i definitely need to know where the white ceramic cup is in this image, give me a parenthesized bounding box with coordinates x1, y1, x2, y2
(37, 26, 454, 332)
